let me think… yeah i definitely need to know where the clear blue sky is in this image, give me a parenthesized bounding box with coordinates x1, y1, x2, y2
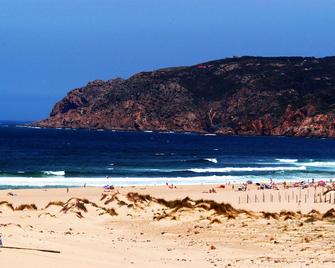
(1, 0, 335, 120)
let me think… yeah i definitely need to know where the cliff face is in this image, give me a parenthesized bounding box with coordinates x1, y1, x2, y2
(35, 56, 335, 137)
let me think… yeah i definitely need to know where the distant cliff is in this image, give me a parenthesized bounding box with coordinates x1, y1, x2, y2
(34, 56, 335, 137)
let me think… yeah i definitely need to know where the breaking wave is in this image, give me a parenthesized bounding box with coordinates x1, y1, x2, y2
(299, 161, 335, 167)
(189, 166, 307, 173)
(204, 158, 218, 164)
(276, 159, 298, 163)
(43, 171, 66, 176)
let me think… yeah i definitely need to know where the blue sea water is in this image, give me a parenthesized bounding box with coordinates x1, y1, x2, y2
(1, 121, 335, 189)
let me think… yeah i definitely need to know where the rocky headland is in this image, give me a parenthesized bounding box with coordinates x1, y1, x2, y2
(34, 56, 335, 137)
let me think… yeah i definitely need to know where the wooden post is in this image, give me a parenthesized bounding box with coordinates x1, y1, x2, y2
(238, 196, 240, 204)
(247, 194, 249, 203)
(263, 193, 265, 203)
(299, 188, 301, 200)
(2, 246, 60, 254)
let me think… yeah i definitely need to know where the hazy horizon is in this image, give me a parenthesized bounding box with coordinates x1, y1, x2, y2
(1, 0, 335, 120)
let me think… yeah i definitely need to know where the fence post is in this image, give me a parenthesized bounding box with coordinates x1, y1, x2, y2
(299, 189, 301, 200)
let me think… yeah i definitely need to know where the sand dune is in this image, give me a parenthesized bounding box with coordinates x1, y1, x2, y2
(1, 185, 335, 267)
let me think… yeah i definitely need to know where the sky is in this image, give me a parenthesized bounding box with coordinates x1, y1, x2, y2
(1, 0, 335, 120)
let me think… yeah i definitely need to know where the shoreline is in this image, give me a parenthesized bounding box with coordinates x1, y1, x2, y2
(0, 176, 334, 190)
(7, 123, 335, 140)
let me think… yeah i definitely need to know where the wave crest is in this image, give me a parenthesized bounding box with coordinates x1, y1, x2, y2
(43, 171, 66, 176)
(204, 158, 218, 164)
(276, 159, 298, 163)
(301, 161, 335, 167)
(189, 166, 306, 173)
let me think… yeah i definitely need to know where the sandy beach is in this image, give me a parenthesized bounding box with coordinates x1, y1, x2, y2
(1, 184, 335, 267)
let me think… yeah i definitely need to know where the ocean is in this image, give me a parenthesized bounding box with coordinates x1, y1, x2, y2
(1, 121, 335, 189)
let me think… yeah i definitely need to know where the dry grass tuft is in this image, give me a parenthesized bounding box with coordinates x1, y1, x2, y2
(100, 193, 108, 201)
(104, 193, 120, 205)
(45, 201, 65, 209)
(322, 208, 335, 219)
(261, 212, 279, 220)
(0, 201, 14, 210)
(210, 218, 222, 224)
(15, 204, 37, 211)
(38, 212, 56, 218)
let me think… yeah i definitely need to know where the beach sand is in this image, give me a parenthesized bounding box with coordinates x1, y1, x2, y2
(1, 184, 335, 267)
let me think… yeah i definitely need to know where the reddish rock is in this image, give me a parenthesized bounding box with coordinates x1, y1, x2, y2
(33, 56, 335, 138)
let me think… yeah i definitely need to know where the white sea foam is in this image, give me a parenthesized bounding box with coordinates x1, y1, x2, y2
(276, 159, 298, 163)
(43, 171, 66, 176)
(0, 174, 333, 188)
(0, 175, 237, 187)
(189, 166, 306, 173)
(298, 161, 335, 167)
(204, 158, 218, 164)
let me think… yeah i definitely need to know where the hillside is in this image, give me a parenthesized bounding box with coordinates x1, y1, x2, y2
(34, 56, 335, 137)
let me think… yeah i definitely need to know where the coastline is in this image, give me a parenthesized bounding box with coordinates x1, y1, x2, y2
(22, 123, 335, 140)
(1, 184, 335, 267)
(0, 176, 334, 190)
